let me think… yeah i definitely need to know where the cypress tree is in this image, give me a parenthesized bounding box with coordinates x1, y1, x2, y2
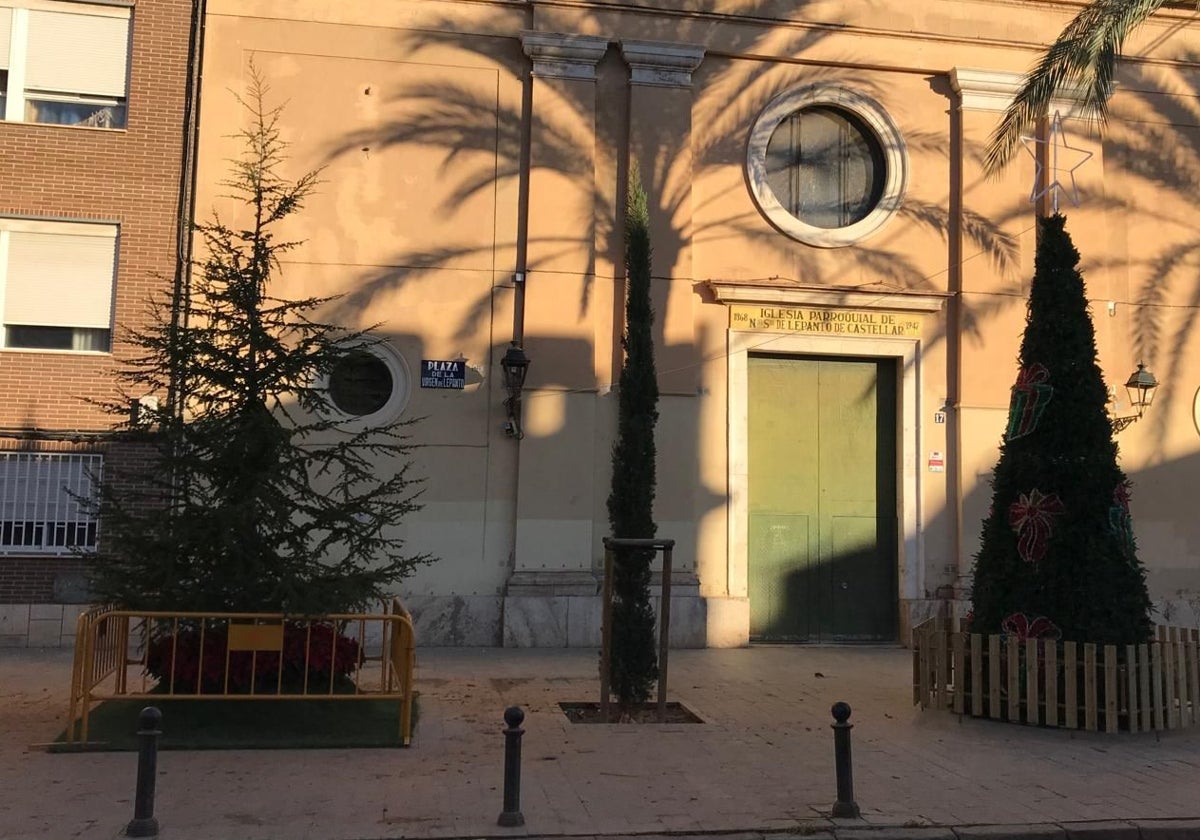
(606, 163, 660, 710)
(87, 69, 430, 615)
(970, 214, 1151, 645)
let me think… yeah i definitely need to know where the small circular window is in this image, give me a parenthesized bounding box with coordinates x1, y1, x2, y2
(1193, 386, 1200, 438)
(329, 350, 393, 416)
(747, 85, 907, 247)
(322, 341, 410, 423)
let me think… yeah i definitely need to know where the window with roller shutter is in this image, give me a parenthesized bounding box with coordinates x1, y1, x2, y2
(0, 218, 117, 352)
(0, 1, 130, 128)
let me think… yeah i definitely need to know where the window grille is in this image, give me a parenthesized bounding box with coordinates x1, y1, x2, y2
(0, 453, 102, 554)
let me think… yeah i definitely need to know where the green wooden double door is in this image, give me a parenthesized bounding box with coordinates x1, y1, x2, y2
(748, 355, 898, 642)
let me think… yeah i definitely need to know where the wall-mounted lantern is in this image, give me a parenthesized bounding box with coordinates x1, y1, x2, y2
(501, 342, 530, 439)
(1112, 362, 1159, 433)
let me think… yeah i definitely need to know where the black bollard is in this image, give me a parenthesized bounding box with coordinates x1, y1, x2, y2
(497, 706, 525, 827)
(830, 701, 861, 819)
(125, 706, 163, 837)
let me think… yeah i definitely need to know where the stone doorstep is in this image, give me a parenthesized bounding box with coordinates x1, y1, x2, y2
(837, 828, 957, 840)
(1061, 822, 1147, 840)
(952, 824, 1068, 840)
(620, 823, 1200, 840)
(813, 823, 1200, 840)
(1131, 822, 1200, 840)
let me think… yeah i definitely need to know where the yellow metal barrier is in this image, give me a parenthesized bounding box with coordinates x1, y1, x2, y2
(66, 597, 416, 746)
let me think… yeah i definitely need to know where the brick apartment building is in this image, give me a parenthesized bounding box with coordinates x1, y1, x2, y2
(0, 0, 197, 646)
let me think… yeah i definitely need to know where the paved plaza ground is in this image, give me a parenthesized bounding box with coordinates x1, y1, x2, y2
(1, 644, 1199, 840)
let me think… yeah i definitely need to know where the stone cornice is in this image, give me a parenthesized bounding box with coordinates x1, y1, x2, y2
(950, 67, 1092, 116)
(521, 32, 608, 81)
(619, 39, 706, 88)
(707, 281, 948, 313)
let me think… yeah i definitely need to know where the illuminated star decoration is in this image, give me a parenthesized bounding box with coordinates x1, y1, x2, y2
(1021, 111, 1094, 213)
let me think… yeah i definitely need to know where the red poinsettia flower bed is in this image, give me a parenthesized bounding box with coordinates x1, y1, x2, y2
(146, 621, 361, 694)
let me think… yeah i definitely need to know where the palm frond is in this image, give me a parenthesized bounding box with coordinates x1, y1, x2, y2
(985, 0, 1171, 174)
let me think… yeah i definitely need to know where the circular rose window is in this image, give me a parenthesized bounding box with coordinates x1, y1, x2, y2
(747, 85, 907, 247)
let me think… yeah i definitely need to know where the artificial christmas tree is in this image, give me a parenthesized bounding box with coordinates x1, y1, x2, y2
(970, 213, 1151, 646)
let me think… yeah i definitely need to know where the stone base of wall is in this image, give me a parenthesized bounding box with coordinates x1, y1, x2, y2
(405, 594, 504, 646)
(500, 593, 708, 649)
(403, 592, 711, 648)
(0, 595, 710, 648)
(3, 596, 998, 649)
(0, 603, 90, 648)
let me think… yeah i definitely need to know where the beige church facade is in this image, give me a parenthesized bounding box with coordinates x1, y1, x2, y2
(194, 0, 1200, 647)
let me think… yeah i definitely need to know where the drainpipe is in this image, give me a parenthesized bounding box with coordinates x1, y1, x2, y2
(159, 0, 206, 516)
(498, 34, 535, 641)
(169, 0, 207, 426)
(511, 57, 533, 346)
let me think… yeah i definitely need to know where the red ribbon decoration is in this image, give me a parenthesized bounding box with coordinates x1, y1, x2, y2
(1113, 481, 1132, 514)
(1110, 481, 1135, 555)
(1007, 363, 1053, 439)
(1001, 612, 1062, 641)
(1008, 488, 1065, 564)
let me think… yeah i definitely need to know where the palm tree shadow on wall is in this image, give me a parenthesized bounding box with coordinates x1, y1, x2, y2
(977, 23, 1200, 452)
(295, 3, 1039, 617)
(913, 56, 1200, 635)
(1087, 57, 1200, 440)
(270, 4, 1200, 626)
(316, 3, 1023, 366)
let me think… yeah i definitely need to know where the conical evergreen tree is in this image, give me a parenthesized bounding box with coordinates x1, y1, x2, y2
(970, 214, 1151, 645)
(606, 163, 659, 709)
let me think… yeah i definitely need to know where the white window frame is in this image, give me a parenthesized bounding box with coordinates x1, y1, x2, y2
(0, 217, 118, 354)
(0, 451, 103, 555)
(747, 84, 908, 248)
(317, 340, 412, 431)
(0, 0, 131, 129)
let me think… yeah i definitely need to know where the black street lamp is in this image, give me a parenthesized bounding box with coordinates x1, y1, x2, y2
(1112, 362, 1160, 433)
(501, 343, 530, 439)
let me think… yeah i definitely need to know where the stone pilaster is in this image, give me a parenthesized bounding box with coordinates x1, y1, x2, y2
(619, 36, 704, 401)
(505, 33, 610, 647)
(522, 32, 607, 81)
(618, 39, 709, 645)
(620, 39, 705, 88)
(948, 67, 1109, 607)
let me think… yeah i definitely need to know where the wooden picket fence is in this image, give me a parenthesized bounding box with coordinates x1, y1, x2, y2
(912, 617, 1200, 733)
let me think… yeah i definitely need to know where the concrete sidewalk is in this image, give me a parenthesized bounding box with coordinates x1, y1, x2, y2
(1, 645, 1198, 840)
